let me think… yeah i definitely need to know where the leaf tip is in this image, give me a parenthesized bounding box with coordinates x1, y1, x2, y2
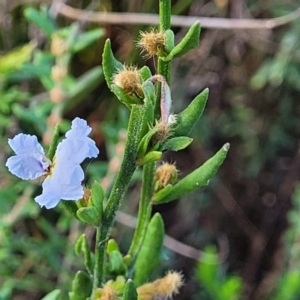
(223, 143, 230, 152)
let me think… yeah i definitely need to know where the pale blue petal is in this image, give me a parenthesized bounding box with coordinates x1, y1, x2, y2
(6, 155, 48, 180)
(6, 134, 49, 180)
(8, 133, 44, 155)
(52, 161, 84, 185)
(66, 117, 91, 138)
(63, 118, 99, 162)
(35, 175, 84, 209)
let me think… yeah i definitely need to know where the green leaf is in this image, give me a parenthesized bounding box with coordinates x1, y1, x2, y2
(174, 88, 208, 136)
(0, 43, 36, 75)
(221, 276, 242, 299)
(153, 143, 230, 203)
(69, 271, 92, 300)
(161, 136, 193, 151)
(139, 66, 152, 81)
(72, 28, 106, 53)
(108, 251, 127, 275)
(107, 239, 120, 255)
(47, 124, 60, 160)
(137, 126, 159, 158)
(64, 66, 103, 113)
(91, 181, 104, 214)
(75, 234, 93, 275)
(41, 290, 61, 300)
(164, 21, 200, 60)
(111, 84, 142, 106)
(140, 80, 155, 136)
(76, 206, 101, 226)
(102, 39, 124, 90)
(134, 213, 165, 286)
(122, 280, 137, 300)
(196, 246, 219, 296)
(24, 7, 56, 37)
(137, 151, 162, 166)
(61, 201, 79, 219)
(165, 29, 175, 53)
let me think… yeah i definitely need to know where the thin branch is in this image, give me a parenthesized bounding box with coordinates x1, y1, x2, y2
(57, 3, 300, 30)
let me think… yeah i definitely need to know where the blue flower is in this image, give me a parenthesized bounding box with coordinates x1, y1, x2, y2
(6, 118, 99, 209)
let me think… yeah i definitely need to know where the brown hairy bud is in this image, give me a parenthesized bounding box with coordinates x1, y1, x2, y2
(113, 66, 143, 97)
(137, 271, 184, 300)
(155, 162, 178, 190)
(137, 29, 166, 59)
(98, 286, 118, 300)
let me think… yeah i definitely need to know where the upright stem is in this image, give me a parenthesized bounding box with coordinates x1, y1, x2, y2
(92, 105, 146, 297)
(127, 162, 156, 262)
(127, 0, 173, 268)
(156, 0, 172, 117)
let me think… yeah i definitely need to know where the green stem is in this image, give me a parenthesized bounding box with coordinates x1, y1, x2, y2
(92, 227, 103, 294)
(127, 0, 173, 268)
(159, 0, 171, 31)
(91, 105, 146, 297)
(127, 162, 156, 262)
(155, 0, 172, 117)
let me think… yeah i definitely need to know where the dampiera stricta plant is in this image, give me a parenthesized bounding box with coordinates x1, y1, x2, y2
(6, 117, 99, 209)
(4, 0, 230, 298)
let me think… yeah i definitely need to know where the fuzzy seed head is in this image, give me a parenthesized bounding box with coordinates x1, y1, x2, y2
(152, 120, 172, 144)
(137, 29, 166, 59)
(113, 66, 143, 97)
(155, 162, 178, 190)
(98, 286, 118, 300)
(137, 271, 184, 300)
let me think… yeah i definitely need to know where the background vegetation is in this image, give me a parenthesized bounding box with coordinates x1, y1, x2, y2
(1, 0, 300, 299)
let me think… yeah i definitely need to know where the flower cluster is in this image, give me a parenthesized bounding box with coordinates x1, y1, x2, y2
(6, 118, 99, 209)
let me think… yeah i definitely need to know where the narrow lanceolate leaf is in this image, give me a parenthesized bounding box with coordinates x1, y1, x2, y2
(153, 143, 230, 203)
(102, 39, 124, 90)
(137, 151, 162, 166)
(173, 88, 209, 137)
(165, 29, 175, 53)
(74, 234, 93, 275)
(76, 206, 101, 226)
(64, 66, 103, 113)
(69, 271, 92, 300)
(133, 213, 165, 286)
(111, 84, 142, 106)
(40, 290, 61, 300)
(139, 66, 152, 81)
(161, 136, 193, 152)
(164, 22, 201, 60)
(24, 7, 56, 37)
(91, 181, 104, 214)
(123, 280, 138, 300)
(47, 124, 60, 160)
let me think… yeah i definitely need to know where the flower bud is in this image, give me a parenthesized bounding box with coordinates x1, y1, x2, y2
(155, 162, 178, 190)
(152, 120, 172, 144)
(97, 286, 118, 300)
(137, 271, 184, 300)
(137, 29, 166, 59)
(113, 66, 143, 98)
